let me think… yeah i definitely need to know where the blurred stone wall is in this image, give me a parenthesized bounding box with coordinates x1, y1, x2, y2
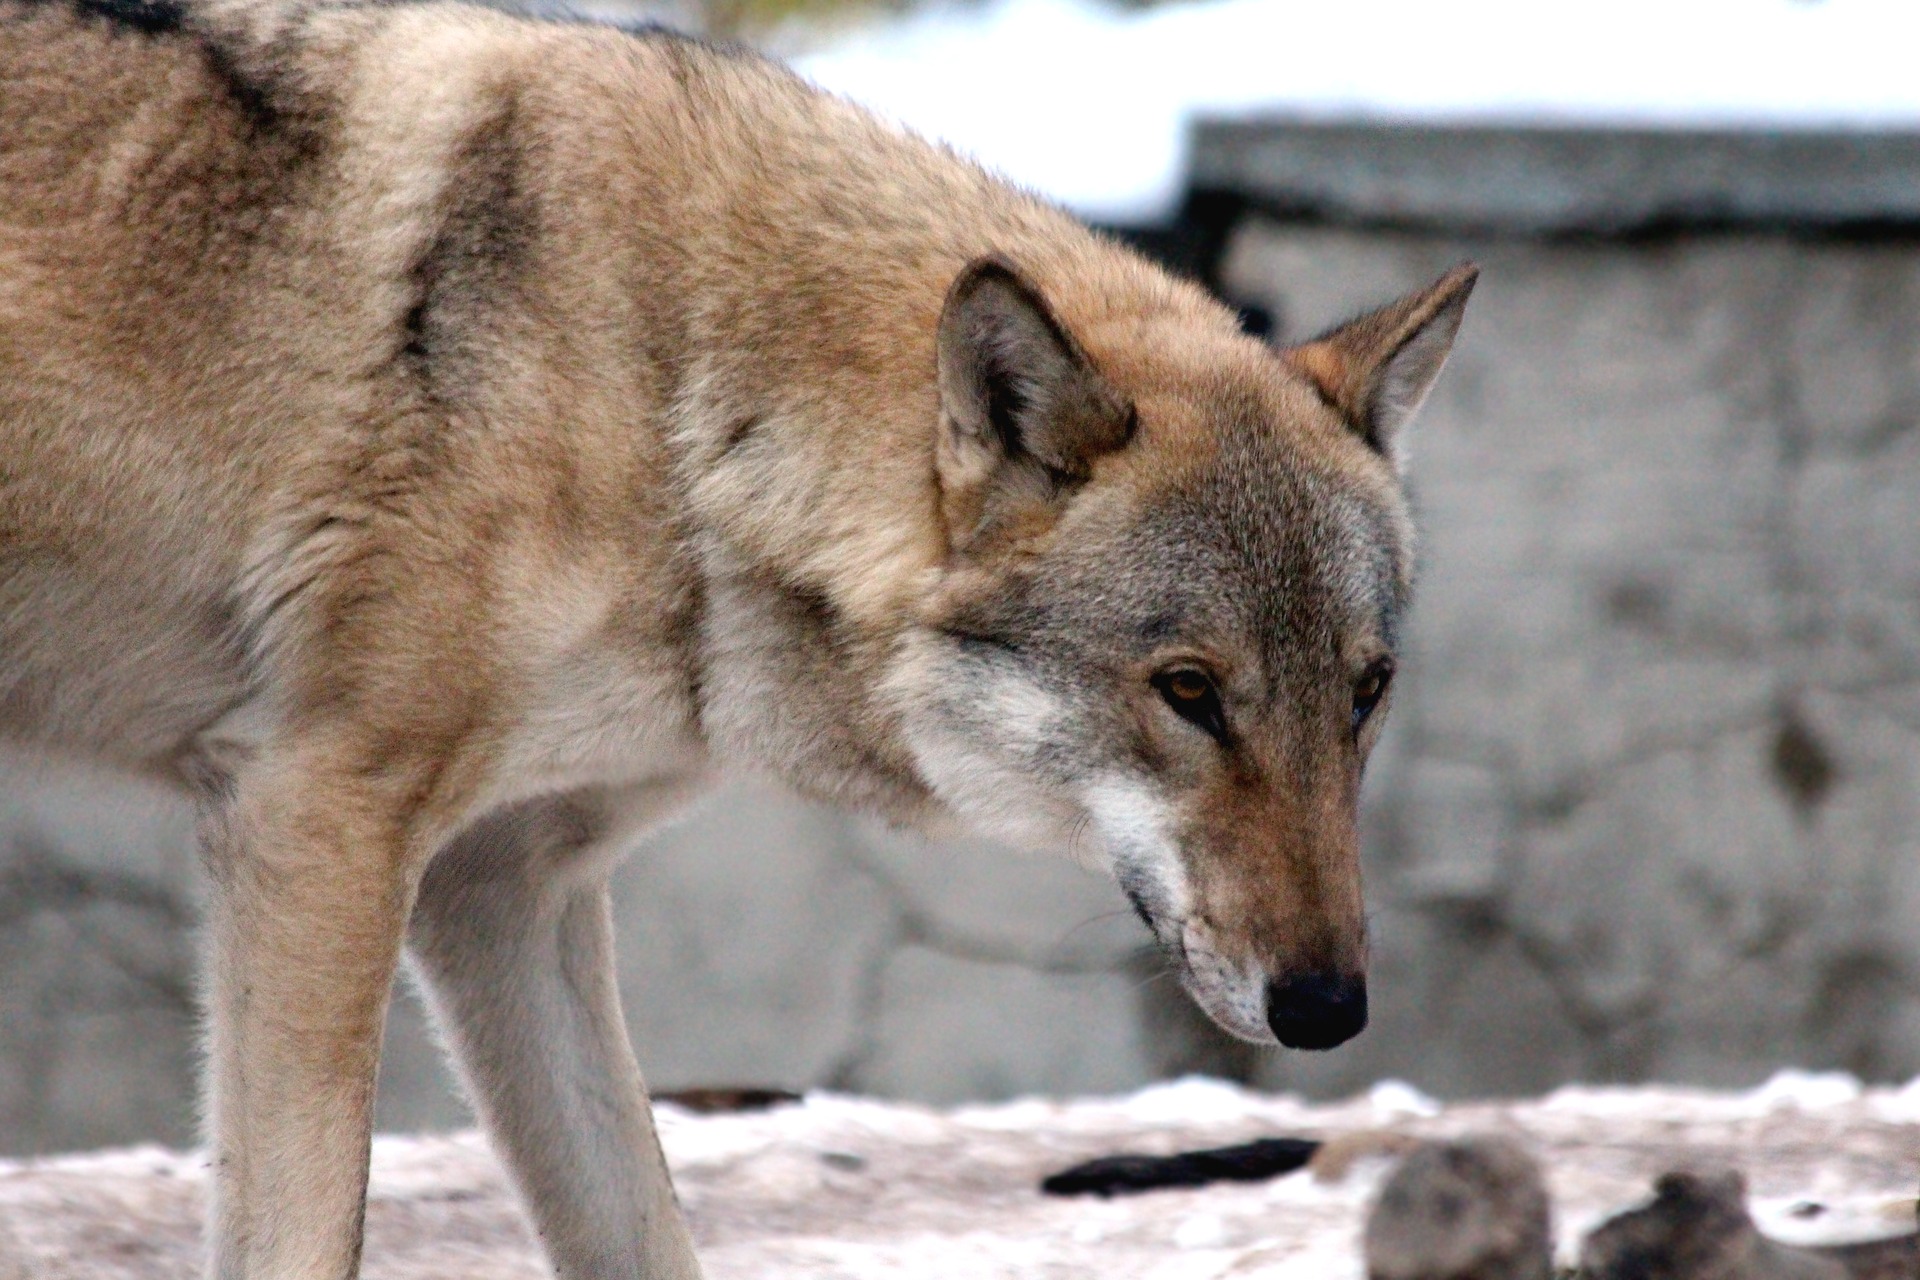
(5, 194, 1920, 1159)
(1220, 222, 1920, 1100)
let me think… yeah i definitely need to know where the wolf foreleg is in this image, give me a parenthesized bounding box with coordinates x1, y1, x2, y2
(199, 766, 417, 1280)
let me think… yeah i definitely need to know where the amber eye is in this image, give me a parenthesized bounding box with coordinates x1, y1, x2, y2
(1352, 658, 1395, 732)
(1152, 667, 1228, 743)
(1167, 670, 1209, 702)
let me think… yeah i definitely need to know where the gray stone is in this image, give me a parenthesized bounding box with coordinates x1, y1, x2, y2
(607, 785, 901, 1093)
(0, 754, 200, 1152)
(1221, 220, 1920, 1094)
(1189, 123, 1920, 234)
(850, 945, 1151, 1103)
(845, 824, 1142, 971)
(1394, 760, 1510, 908)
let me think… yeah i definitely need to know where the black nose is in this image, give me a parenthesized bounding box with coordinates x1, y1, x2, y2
(1266, 972, 1368, 1050)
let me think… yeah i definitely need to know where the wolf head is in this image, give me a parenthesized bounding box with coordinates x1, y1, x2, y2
(892, 258, 1476, 1050)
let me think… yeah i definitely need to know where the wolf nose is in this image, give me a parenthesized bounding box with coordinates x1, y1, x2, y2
(1266, 971, 1367, 1050)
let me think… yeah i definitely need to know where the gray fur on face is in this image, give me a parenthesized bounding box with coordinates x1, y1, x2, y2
(930, 426, 1409, 786)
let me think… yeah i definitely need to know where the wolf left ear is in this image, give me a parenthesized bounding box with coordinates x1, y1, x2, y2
(1282, 263, 1479, 461)
(935, 257, 1135, 548)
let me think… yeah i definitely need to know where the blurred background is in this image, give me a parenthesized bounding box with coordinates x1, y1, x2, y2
(5, 0, 1920, 1156)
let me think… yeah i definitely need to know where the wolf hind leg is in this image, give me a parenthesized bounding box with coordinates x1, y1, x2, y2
(406, 788, 703, 1280)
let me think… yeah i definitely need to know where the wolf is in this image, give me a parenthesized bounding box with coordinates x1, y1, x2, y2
(0, 0, 1477, 1273)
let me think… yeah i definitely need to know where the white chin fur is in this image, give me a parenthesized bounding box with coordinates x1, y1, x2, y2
(1081, 772, 1273, 1044)
(1082, 771, 1193, 908)
(1179, 918, 1275, 1044)
(1189, 993, 1278, 1046)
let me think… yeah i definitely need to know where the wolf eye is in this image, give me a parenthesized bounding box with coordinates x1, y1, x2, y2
(1166, 670, 1209, 701)
(1352, 659, 1395, 732)
(1152, 667, 1228, 743)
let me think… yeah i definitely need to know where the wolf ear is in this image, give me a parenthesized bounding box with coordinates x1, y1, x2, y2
(935, 257, 1135, 548)
(1282, 263, 1478, 461)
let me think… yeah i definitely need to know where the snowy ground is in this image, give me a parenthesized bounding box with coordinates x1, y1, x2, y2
(788, 0, 1920, 223)
(3, 1074, 1915, 1279)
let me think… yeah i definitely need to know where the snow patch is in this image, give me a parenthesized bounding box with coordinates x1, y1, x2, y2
(1736, 1069, 1864, 1116)
(6, 1079, 1913, 1278)
(1368, 1078, 1441, 1118)
(796, 0, 1920, 223)
(1869, 1073, 1920, 1124)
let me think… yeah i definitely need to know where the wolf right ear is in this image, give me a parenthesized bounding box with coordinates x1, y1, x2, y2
(1282, 264, 1478, 464)
(935, 257, 1135, 549)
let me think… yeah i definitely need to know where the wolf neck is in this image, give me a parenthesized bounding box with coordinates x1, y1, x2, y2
(321, 16, 1193, 826)
(587, 36, 1173, 825)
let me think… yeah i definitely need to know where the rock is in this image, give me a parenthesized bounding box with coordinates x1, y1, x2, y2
(1364, 1138, 1553, 1280)
(1580, 1170, 1847, 1280)
(1816, 1231, 1919, 1280)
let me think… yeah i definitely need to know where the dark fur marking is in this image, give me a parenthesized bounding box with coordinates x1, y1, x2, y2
(1118, 880, 1155, 932)
(1138, 612, 1182, 644)
(401, 301, 430, 363)
(11, 0, 180, 35)
(400, 94, 533, 394)
(201, 41, 291, 141)
(63, 0, 183, 34)
(728, 566, 844, 650)
(719, 415, 761, 456)
(1040, 1137, 1319, 1197)
(15, 0, 303, 141)
(779, 576, 839, 635)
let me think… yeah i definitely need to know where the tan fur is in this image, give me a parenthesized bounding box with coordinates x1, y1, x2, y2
(1310, 1129, 1422, 1182)
(0, 2, 1475, 1275)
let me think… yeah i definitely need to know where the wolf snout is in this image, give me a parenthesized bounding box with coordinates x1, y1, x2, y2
(1265, 971, 1368, 1050)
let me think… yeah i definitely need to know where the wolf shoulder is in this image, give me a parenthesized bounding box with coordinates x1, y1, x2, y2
(0, 3, 711, 768)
